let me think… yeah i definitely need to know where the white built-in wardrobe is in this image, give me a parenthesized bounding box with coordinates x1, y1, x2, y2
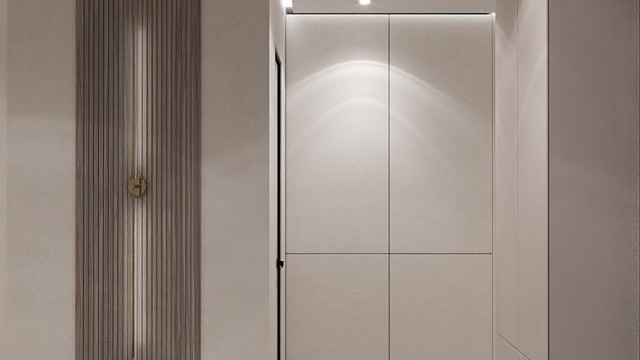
(285, 15, 493, 360)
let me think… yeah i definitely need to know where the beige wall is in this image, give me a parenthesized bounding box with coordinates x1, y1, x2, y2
(495, 0, 549, 359)
(0, 0, 287, 359)
(270, 0, 286, 357)
(549, 0, 639, 359)
(1, 0, 288, 359)
(4, 0, 76, 359)
(0, 0, 7, 358)
(202, 0, 285, 358)
(494, 0, 519, 348)
(516, 1, 549, 359)
(497, 0, 640, 359)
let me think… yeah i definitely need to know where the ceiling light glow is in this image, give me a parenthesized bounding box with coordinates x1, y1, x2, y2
(282, 0, 293, 9)
(359, 0, 371, 5)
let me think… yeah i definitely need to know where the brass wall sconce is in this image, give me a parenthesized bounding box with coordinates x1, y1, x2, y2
(128, 176, 147, 198)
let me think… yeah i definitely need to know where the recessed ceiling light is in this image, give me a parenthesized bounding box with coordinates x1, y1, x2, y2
(359, 0, 371, 5)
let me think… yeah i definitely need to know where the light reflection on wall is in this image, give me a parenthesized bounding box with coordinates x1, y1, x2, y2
(133, 15, 146, 355)
(287, 59, 478, 153)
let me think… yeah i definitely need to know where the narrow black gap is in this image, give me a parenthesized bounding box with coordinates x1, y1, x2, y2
(276, 52, 284, 360)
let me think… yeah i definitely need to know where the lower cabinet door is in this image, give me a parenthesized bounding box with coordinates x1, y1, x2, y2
(286, 255, 389, 360)
(390, 255, 493, 360)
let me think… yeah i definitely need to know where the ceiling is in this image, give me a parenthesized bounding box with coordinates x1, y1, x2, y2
(291, 0, 495, 14)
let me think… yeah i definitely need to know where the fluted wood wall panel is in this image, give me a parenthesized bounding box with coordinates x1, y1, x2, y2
(76, 1, 201, 359)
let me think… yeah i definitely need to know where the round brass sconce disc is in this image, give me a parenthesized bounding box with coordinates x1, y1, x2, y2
(128, 176, 147, 197)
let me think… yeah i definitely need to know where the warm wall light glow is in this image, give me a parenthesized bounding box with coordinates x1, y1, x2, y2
(359, 0, 371, 5)
(282, 0, 293, 8)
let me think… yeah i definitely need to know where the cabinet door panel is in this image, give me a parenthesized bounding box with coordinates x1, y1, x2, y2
(287, 15, 389, 254)
(390, 15, 493, 254)
(286, 255, 389, 360)
(390, 255, 493, 360)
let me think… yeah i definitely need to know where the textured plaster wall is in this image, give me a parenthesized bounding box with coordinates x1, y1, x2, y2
(549, 0, 640, 358)
(4, 0, 76, 359)
(0, 0, 7, 357)
(202, 0, 285, 358)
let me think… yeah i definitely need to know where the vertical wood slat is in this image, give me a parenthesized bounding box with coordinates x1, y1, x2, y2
(76, 1, 201, 359)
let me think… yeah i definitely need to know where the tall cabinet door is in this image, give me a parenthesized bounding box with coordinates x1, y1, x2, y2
(389, 15, 494, 360)
(287, 15, 389, 255)
(286, 15, 389, 360)
(390, 15, 493, 254)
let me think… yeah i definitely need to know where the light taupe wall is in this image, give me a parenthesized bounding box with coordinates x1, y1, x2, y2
(495, 0, 519, 348)
(270, 0, 286, 357)
(495, 1, 548, 359)
(202, 0, 285, 358)
(201, 0, 269, 356)
(5, 0, 76, 359)
(1, 0, 288, 359)
(516, 1, 548, 359)
(549, 0, 639, 359)
(0, 0, 7, 358)
(497, 0, 640, 359)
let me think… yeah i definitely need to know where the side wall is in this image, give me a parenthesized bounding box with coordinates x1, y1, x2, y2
(0, 0, 7, 358)
(494, 0, 520, 357)
(495, 0, 548, 359)
(549, 0, 640, 359)
(202, 0, 285, 358)
(270, 0, 286, 358)
(5, 0, 76, 359)
(498, 0, 640, 359)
